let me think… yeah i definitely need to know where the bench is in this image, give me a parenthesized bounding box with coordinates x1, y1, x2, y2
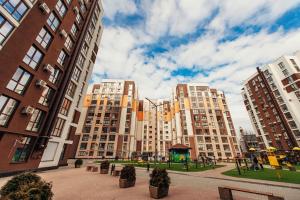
(112, 169, 121, 176)
(86, 166, 98, 172)
(218, 186, 284, 200)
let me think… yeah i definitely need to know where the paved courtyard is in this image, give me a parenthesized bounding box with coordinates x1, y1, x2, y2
(0, 164, 299, 200)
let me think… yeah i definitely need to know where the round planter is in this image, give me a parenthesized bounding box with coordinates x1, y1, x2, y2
(149, 185, 169, 199)
(100, 168, 109, 174)
(119, 179, 135, 188)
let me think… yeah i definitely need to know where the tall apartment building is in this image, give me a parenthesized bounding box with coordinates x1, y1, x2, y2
(242, 52, 300, 150)
(0, 0, 103, 176)
(238, 127, 260, 154)
(75, 80, 138, 159)
(173, 83, 239, 160)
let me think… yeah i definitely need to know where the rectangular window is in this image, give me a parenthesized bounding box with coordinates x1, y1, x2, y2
(75, 14, 82, 24)
(6, 67, 32, 95)
(57, 50, 67, 66)
(47, 12, 60, 31)
(11, 136, 32, 163)
(0, 0, 28, 21)
(0, 13, 14, 44)
(76, 53, 85, 68)
(72, 67, 81, 82)
(85, 32, 91, 44)
(55, 0, 67, 17)
(51, 117, 65, 137)
(66, 81, 76, 98)
(81, 42, 88, 55)
(36, 27, 52, 49)
(38, 86, 54, 106)
(23, 46, 43, 69)
(26, 109, 44, 132)
(64, 36, 73, 51)
(71, 24, 78, 37)
(66, 0, 72, 4)
(0, 95, 18, 127)
(49, 67, 60, 84)
(59, 98, 71, 116)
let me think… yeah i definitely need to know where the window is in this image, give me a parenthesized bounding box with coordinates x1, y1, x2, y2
(76, 53, 85, 67)
(36, 27, 52, 49)
(66, 0, 72, 4)
(11, 137, 32, 163)
(75, 14, 82, 24)
(0, 95, 18, 127)
(57, 50, 67, 66)
(80, 3, 86, 13)
(278, 62, 285, 70)
(6, 67, 31, 94)
(49, 67, 60, 84)
(0, 13, 14, 44)
(72, 67, 81, 82)
(282, 69, 289, 76)
(85, 32, 91, 44)
(88, 23, 95, 34)
(64, 36, 73, 51)
(51, 117, 65, 137)
(26, 109, 44, 132)
(38, 86, 54, 106)
(47, 12, 60, 31)
(55, 0, 67, 17)
(66, 81, 76, 98)
(70, 24, 78, 37)
(23, 46, 43, 69)
(0, 0, 28, 21)
(59, 98, 71, 116)
(81, 42, 88, 55)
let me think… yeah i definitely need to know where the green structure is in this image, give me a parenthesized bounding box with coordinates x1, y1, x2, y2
(169, 144, 191, 162)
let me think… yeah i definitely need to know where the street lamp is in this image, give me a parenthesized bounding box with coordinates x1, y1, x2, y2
(145, 98, 169, 166)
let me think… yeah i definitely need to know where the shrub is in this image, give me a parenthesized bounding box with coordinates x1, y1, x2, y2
(120, 165, 136, 182)
(0, 173, 53, 200)
(149, 168, 170, 188)
(75, 159, 83, 166)
(100, 160, 110, 169)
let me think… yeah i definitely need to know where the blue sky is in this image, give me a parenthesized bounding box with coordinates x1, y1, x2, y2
(93, 0, 300, 131)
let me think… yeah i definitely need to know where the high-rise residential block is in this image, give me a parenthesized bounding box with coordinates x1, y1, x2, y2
(172, 83, 239, 160)
(75, 80, 138, 159)
(242, 52, 300, 150)
(0, 0, 103, 176)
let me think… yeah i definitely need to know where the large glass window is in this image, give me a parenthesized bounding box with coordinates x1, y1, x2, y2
(0, 95, 18, 127)
(72, 67, 81, 82)
(66, 81, 76, 98)
(55, 0, 67, 17)
(70, 24, 78, 37)
(6, 67, 31, 94)
(64, 36, 73, 51)
(11, 136, 32, 163)
(38, 86, 54, 106)
(0, 0, 28, 21)
(57, 50, 67, 66)
(0, 13, 14, 45)
(23, 46, 43, 69)
(76, 53, 85, 68)
(59, 98, 71, 116)
(36, 27, 52, 49)
(75, 14, 82, 24)
(49, 67, 60, 84)
(51, 117, 65, 137)
(26, 109, 44, 132)
(47, 12, 60, 31)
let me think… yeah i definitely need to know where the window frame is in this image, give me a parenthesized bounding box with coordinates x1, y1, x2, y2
(6, 67, 32, 95)
(26, 109, 44, 132)
(0, 95, 18, 127)
(0, 13, 14, 45)
(22, 45, 43, 69)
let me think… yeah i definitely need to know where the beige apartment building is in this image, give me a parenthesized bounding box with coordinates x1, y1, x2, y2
(75, 81, 239, 160)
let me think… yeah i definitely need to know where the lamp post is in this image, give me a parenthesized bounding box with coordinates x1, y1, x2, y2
(145, 98, 169, 166)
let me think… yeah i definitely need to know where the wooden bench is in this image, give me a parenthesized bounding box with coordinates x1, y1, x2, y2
(218, 186, 284, 200)
(86, 166, 98, 172)
(112, 169, 121, 176)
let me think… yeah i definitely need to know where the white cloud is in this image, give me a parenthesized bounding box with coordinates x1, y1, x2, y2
(102, 0, 137, 20)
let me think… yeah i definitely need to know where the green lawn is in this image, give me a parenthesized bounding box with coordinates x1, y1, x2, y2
(127, 162, 224, 172)
(223, 168, 300, 184)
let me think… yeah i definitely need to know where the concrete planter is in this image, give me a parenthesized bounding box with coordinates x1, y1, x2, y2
(119, 179, 135, 188)
(149, 185, 169, 199)
(100, 168, 109, 174)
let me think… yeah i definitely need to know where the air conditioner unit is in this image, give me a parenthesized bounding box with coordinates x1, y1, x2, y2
(60, 29, 68, 38)
(22, 106, 35, 115)
(39, 3, 50, 14)
(73, 7, 79, 14)
(36, 80, 47, 88)
(43, 64, 53, 72)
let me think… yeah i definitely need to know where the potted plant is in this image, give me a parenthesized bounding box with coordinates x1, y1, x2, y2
(75, 159, 83, 168)
(149, 168, 170, 199)
(119, 165, 136, 188)
(100, 160, 110, 174)
(0, 173, 53, 200)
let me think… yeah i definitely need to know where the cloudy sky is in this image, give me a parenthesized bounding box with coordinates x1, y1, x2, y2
(92, 0, 300, 132)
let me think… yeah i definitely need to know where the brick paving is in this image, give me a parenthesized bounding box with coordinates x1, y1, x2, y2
(0, 164, 299, 200)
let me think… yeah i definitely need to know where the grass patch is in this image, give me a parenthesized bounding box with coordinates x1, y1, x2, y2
(127, 162, 224, 172)
(223, 168, 300, 184)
